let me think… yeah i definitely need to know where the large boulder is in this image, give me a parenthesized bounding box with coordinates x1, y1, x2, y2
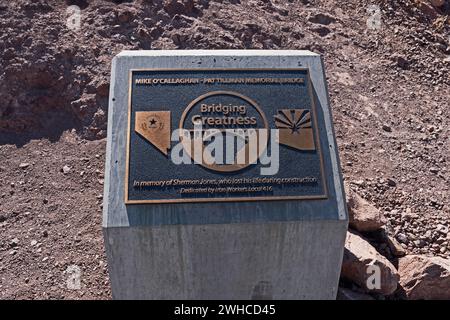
(398, 255, 450, 300)
(345, 185, 386, 232)
(341, 230, 399, 295)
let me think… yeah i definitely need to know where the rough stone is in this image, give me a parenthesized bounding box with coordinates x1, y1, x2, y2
(345, 184, 386, 232)
(96, 81, 110, 97)
(163, 0, 195, 16)
(384, 232, 407, 257)
(308, 13, 336, 25)
(430, 0, 446, 7)
(62, 165, 71, 174)
(387, 178, 396, 187)
(19, 163, 30, 169)
(398, 255, 450, 300)
(416, 1, 439, 18)
(391, 54, 410, 69)
(341, 230, 399, 295)
(117, 9, 135, 23)
(10, 238, 19, 247)
(396, 233, 409, 244)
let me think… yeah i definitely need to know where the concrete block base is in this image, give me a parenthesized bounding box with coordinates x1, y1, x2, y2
(104, 220, 347, 299)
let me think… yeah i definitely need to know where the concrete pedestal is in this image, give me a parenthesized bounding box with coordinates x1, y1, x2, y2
(103, 50, 348, 300)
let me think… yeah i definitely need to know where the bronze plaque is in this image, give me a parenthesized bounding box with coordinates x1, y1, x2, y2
(125, 68, 328, 204)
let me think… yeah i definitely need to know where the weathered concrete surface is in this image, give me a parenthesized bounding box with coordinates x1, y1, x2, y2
(103, 50, 348, 299)
(105, 220, 347, 299)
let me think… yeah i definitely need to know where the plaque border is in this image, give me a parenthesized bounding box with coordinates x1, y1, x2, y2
(124, 68, 328, 204)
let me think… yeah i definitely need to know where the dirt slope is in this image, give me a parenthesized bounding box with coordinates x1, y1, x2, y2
(0, 0, 449, 299)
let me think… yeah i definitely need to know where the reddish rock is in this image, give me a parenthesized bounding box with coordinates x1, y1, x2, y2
(430, 0, 446, 7)
(341, 231, 399, 295)
(163, 0, 195, 16)
(96, 81, 110, 97)
(345, 185, 386, 232)
(398, 255, 450, 300)
(416, 1, 439, 18)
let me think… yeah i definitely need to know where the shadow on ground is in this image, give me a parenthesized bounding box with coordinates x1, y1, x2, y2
(0, 111, 82, 147)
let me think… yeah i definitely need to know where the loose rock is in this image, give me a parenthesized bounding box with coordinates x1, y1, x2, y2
(62, 165, 71, 174)
(345, 184, 386, 232)
(341, 230, 399, 295)
(308, 13, 336, 25)
(384, 232, 407, 257)
(391, 54, 410, 69)
(96, 81, 110, 97)
(398, 255, 450, 300)
(10, 238, 19, 247)
(430, 0, 446, 7)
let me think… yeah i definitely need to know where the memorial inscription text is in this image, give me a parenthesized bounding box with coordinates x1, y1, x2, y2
(125, 69, 327, 204)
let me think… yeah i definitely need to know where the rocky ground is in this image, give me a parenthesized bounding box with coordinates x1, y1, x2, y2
(0, 0, 449, 299)
(0, 133, 109, 299)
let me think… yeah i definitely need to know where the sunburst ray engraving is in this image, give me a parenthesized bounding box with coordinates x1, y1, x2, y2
(274, 109, 315, 151)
